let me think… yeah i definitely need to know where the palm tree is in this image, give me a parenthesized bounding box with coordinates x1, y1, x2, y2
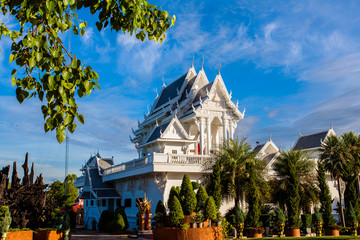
(272, 149, 315, 227)
(215, 137, 265, 209)
(320, 135, 346, 226)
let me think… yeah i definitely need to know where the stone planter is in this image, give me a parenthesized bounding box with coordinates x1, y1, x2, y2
(246, 233, 262, 238)
(285, 228, 301, 237)
(33, 230, 72, 240)
(6, 230, 33, 240)
(190, 222, 196, 228)
(325, 228, 340, 236)
(196, 222, 203, 229)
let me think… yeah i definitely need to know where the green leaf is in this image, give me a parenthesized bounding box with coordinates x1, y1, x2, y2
(72, 26, 78, 35)
(64, 113, 73, 125)
(69, 98, 76, 107)
(9, 54, 15, 63)
(56, 131, 66, 143)
(11, 76, 16, 86)
(69, 0, 75, 5)
(63, 0, 69, 5)
(96, 22, 102, 31)
(64, 82, 73, 89)
(48, 76, 55, 89)
(63, 70, 70, 80)
(77, 114, 85, 124)
(11, 69, 17, 76)
(80, 28, 85, 36)
(29, 58, 36, 68)
(36, 52, 43, 62)
(79, 22, 87, 28)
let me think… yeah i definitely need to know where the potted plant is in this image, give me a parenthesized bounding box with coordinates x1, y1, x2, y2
(189, 215, 196, 228)
(346, 203, 358, 236)
(193, 212, 204, 228)
(231, 206, 245, 238)
(274, 208, 285, 237)
(0, 206, 11, 240)
(313, 207, 323, 236)
(325, 224, 342, 236)
(154, 200, 166, 228)
(246, 227, 265, 238)
(203, 197, 217, 227)
(301, 214, 312, 236)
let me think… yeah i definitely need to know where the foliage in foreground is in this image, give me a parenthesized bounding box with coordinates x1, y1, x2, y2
(0, 0, 175, 143)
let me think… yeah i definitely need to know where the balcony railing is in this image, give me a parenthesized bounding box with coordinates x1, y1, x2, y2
(103, 153, 212, 176)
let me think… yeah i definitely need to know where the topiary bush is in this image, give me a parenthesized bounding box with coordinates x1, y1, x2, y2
(204, 196, 217, 221)
(0, 206, 11, 234)
(192, 182, 199, 190)
(112, 207, 129, 232)
(313, 207, 323, 223)
(179, 174, 197, 215)
(274, 207, 285, 223)
(168, 186, 180, 207)
(196, 185, 208, 212)
(155, 200, 166, 223)
(168, 196, 184, 227)
(98, 210, 113, 232)
(225, 205, 245, 226)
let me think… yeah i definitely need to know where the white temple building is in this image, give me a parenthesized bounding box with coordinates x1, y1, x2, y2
(75, 65, 244, 229)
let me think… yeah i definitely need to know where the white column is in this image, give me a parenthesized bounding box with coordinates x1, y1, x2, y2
(206, 118, 211, 155)
(200, 117, 205, 155)
(222, 116, 228, 141)
(229, 120, 233, 140)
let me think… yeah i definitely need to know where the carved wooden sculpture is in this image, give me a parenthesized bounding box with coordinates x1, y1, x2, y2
(0, 153, 56, 228)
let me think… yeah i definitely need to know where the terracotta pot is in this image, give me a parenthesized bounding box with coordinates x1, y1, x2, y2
(285, 228, 301, 237)
(34, 230, 72, 240)
(6, 230, 33, 240)
(247, 233, 262, 238)
(325, 228, 340, 236)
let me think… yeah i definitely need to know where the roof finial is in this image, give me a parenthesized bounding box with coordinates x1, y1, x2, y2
(269, 135, 272, 141)
(155, 118, 159, 127)
(218, 59, 221, 75)
(201, 54, 204, 70)
(162, 77, 166, 87)
(156, 88, 158, 98)
(298, 129, 302, 136)
(330, 121, 333, 129)
(192, 53, 194, 68)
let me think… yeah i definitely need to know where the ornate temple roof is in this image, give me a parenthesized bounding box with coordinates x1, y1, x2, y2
(293, 130, 329, 150)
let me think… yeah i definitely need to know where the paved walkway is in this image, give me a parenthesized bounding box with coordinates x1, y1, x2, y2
(72, 229, 137, 240)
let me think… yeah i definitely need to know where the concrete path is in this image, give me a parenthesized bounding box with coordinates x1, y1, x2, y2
(72, 229, 137, 240)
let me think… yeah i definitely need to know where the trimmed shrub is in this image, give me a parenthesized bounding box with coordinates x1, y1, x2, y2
(313, 207, 323, 223)
(301, 214, 312, 230)
(155, 200, 166, 223)
(245, 163, 261, 228)
(98, 210, 113, 232)
(204, 196, 217, 221)
(345, 203, 357, 223)
(274, 207, 285, 223)
(168, 196, 184, 226)
(225, 206, 245, 225)
(112, 207, 129, 231)
(208, 161, 222, 210)
(317, 162, 335, 227)
(0, 206, 11, 233)
(196, 185, 208, 212)
(179, 174, 197, 214)
(192, 182, 199, 190)
(168, 186, 180, 207)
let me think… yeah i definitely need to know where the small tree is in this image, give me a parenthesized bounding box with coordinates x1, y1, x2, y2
(317, 162, 335, 227)
(168, 186, 180, 207)
(168, 196, 184, 227)
(155, 200, 166, 223)
(112, 207, 129, 231)
(179, 174, 197, 214)
(192, 182, 199, 190)
(0, 206, 11, 235)
(208, 161, 222, 210)
(204, 197, 217, 221)
(98, 210, 113, 232)
(196, 186, 208, 212)
(245, 163, 261, 227)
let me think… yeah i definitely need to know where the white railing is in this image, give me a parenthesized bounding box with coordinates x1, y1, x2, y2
(103, 153, 212, 176)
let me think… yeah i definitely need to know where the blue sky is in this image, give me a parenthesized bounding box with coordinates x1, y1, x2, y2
(1, 0, 360, 182)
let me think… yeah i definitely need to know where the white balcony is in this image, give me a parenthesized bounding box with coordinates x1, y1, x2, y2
(102, 153, 213, 182)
